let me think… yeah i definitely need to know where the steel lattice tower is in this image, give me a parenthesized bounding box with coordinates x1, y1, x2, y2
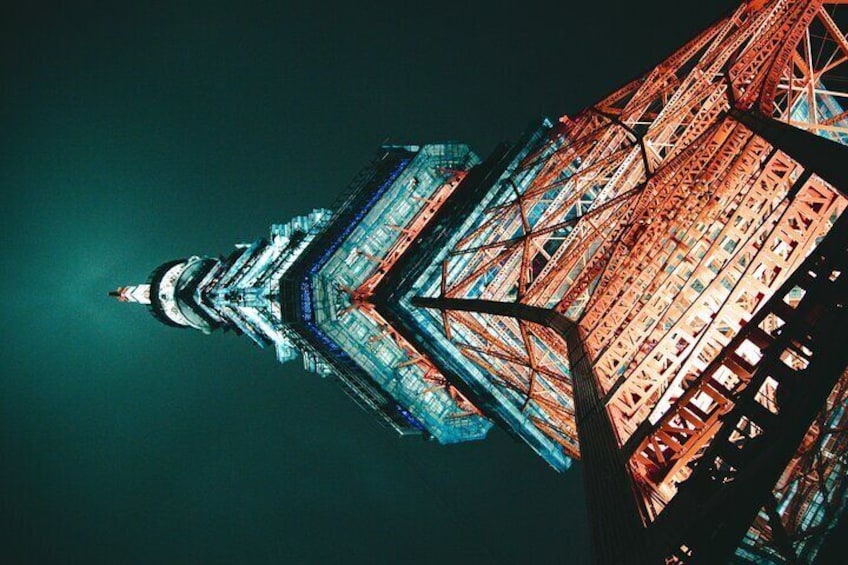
(114, 1, 848, 562)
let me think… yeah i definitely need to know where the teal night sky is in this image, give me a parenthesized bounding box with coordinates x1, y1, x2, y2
(2, 2, 737, 563)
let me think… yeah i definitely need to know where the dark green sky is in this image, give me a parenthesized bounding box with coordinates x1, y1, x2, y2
(2, 2, 738, 563)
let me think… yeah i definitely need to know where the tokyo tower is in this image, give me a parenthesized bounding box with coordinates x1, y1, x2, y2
(113, 1, 848, 562)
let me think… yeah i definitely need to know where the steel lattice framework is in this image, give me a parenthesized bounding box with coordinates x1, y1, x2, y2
(117, 1, 848, 562)
(412, 1, 848, 562)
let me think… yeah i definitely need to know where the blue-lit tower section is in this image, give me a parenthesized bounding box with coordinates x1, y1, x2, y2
(376, 127, 576, 471)
(197, 210, 333, 365)
(112, 209, 332, 360)
(117, 145, 495, 444)
(279, 144, 492, 443)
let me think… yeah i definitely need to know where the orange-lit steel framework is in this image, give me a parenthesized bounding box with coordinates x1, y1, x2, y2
(414, 1, 848, 562)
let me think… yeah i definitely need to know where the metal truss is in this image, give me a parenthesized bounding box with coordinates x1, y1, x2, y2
(414, 1, 848, 561)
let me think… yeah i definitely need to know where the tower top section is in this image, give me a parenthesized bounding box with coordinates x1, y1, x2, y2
(147, 257, 220, 332)
(109, 284, 151, 304)
(112, 256, 222, 333)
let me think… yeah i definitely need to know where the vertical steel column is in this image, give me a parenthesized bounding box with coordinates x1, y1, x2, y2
(411, 296, 649, 563)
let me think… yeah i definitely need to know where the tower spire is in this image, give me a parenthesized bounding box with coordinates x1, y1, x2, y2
(109, 284, 151, 304)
